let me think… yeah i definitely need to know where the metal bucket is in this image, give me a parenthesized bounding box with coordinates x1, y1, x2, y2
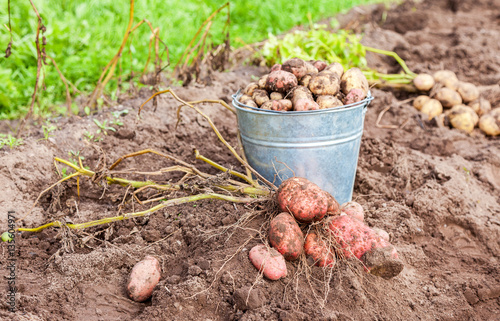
(232, 91, 373, 205)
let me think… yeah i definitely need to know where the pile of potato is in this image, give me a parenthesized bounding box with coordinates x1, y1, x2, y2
(238, 58, 370, 112)
(413, 70, 499, 136)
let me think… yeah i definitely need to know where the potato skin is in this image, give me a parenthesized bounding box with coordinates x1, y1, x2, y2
(469, 98, 491, 117)
(304, 232, 335, 267)
(420, 98, 443, 120)
(343, 88, 366, 105)
(309, 71, 340, 96)
(126, 256, 161, 302)
(252, 89, 270, 107)
(270, 92, 284, 100)
(324, 62, 344, 78)
(413, 95, 431, 111)
(293, 98, 320, 111)
(457, 82, 479, 103)
(340, 201, 364, 222)
(312, 60, 328, 72)
(249, 244, 287, 280)
(261, 99, 293, 111)
(266, 70, 298, 93)
(340, 68, 368, 98)
(244, 82, 259, 97)
(449, 104, 477, 133)
(258, 74, 269, 89)
(413, 73, 435, 91)
(282, 58, 309, 80)
(435, 88, 462, 108)
(433, 70, 459, 90)
(269, 213, 304, 261)
(316, 95, 343, 109)
(478, 108, 500, 136)
(270, 64, 282, 72)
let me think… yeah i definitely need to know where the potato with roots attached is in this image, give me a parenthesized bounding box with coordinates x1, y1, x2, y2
(249, 244, 287, 280)
(252, 89, 270, 107)
(340, 201, 364, 222)
(435, 87, 462, 108)
(324, 62, 344, 78)
(469, 98, 491, 117)
(244, 82, 259, 97)
(479, 108, 500, 136)
(304, 232, 335, 267)
(265, 70, 298, 94)
(316, 95, 343, 109)
(434, 70, 459, 90)
(448, 104, 478, 133)
(457, 82, 479, 103)
(325, 215, 404, 279)
(309, 71, 340, 96)
(277, 177, 340, 223)
(269, 213, 304, 261)
(413, 95, 431, 111)
(413, 73, 435, 91)
(126, 256, 161, 302)
(261, 99, 293, 111)
(420, 98, 443, 120)
(340, 68, 369, 99)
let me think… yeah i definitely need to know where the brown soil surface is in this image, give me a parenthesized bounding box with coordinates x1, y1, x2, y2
(1, 0, 499, 320)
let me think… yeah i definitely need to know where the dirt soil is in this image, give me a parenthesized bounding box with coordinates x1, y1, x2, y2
(1, 0, 499, 320)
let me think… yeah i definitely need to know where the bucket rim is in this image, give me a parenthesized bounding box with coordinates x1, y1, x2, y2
(232, 89, 373, 115)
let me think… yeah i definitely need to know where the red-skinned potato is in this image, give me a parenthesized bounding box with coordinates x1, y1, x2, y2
(340, 201, 364, 222)
(304, 232, 335, 267)
(126, 256, 161, 302)
(282, 58, 310, 80)
(293, 98, 320, 111)
(312, 60, 327, 72)
(277, 177, 340, 223)
(269, 213, 304, 261)
(325, 215, 403, 279)
(341, 68, 369, 98)
(249, 244, 287, 280)
(266, 70, 298, 94)
(270, 64, 282, 72)
(343, 88, 366, 105)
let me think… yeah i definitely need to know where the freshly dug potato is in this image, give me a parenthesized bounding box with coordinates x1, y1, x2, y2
(340, 68, 369, 98)
(293, 98, 320, 111)
(243, 100, 258, 108)
(340, 201, 364, 222)
(257, 74, 269, 89)
(448, 104, 478, 133)
(469, 98, 491, 116)
(261, 99, 293, 111)
(457, 82, 479, 103)
(312, 60, 327, 72)
(420, 98, 443, 120)
(413, 73, 435, 91)
(316, 95, 343, 109)
(435, 87, 462, 108)
(126, 256, 161, 302)
(249, 244, 287, 280)
(324, 62, 344, 78)
(304, 61, 319, 75)
(304, 232, 335, 267)
(343, 88, 366, 105)
(270, 64, 282, 72)
(309, 71, 340, 96)
(244, 82, 259, 97)
(433, 70, 459, 90)
(372, 228, 390, 242)
(269, 213, 304, 261)
(270, 92, 284, 100)
(265, 70, 298, 94)
(277, 177, 339, 223)
(325, 215, 404, 279)
(239, 94, 252, 104)
(281, 58, 308, 80)
(252, 89, 270, 107)
(478, 108, 500, 136)
(292, 86, 313, 101)
(298, 74, 313, 88)
(413, 95, 431, 111)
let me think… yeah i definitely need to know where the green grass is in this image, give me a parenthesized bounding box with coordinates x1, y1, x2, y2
(0, 0, 385, 120)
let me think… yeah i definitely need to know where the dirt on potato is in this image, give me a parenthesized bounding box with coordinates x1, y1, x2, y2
(1, 0, 499, 320)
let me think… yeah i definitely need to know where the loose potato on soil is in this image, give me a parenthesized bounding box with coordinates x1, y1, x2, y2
(420, 98, 443, 120)
(340, 68, 369, 98)
(413, 73, 435, 91)
(325, 215, 404, 279)
(324, 62, 344, 78)
(277, 177, 339, 223)
(269, 213, 304, 261)
(249, 244, 287, 280)
(309, 71, 340, 96)
(316, 95, 343, 109)
(457, 82, 479, 103)
(265, 70, 298, 94)
(433, 70, 459, 90)
(304, 232, 335, 267)
(126, 256, 161, 302)
(261, 99, 293, 111)
(252, 89, 270, 107)
(270, 92, 284, 100)
(478, 108, 500, 136)
(448, 104, 478, 133)
(413, 95, 431, 111)
(244, 82, 259, 97)
(469, 98, 491, 116)
(435, 87, 462, 108)
(340, 201, 364, 222)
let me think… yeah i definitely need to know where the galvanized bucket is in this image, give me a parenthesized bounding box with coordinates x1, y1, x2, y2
(232, 91, 373, 205)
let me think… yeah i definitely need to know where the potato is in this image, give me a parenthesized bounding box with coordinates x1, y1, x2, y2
(304, 232, 335, 267)
(434, 87, 462, 108)
(469, 98, 491, 117)
(325, 215, 403, 279)
(457, 82, 479, 103)
(340, 68, 369, 98)
(239, 94, 252, 104)
(324, 62, 344, 78)
(270, 64, 282, 72)
(257, 74, 269, 89)
(261, 99, 293, 111)
(372, 228, 390, 242)
(420, 98, 443, 120)
(433, 70, 459, 90)
(293, 98, 320, 111)
(269, 213, 304, 261)
(265, 70, 298, 94)
(243, 100, 258, 108)
(448, 104, 478, 133)
(270, 92, 283, 100)
(282, 58, 317, 80)
(413, 73, 435, 91)
(413, 95, 431, 111)
(277, 177, 339, 223)
(309, 71, 340, 96)
(478, 108, 500, 136)
(126, 256, 161, 302)
(343, 88, 366, 105)
(249, 244, 287, 280)
(291, 86, 313, 106)
(312, 60, 327, 72)
(340, 201, 364, 222)
(316, 95, 343, 109)
(299, 74, 313, 88)
(244, 82, 259, 97)
(252, 89, 270, 107)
